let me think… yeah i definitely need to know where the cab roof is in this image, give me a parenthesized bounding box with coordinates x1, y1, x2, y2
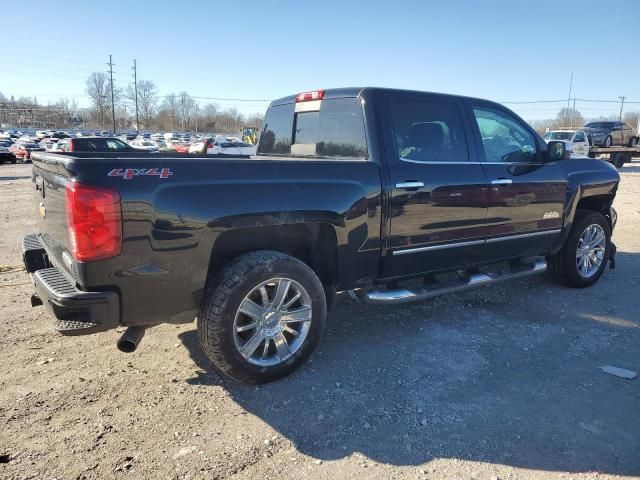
(270, 87, 506, 109)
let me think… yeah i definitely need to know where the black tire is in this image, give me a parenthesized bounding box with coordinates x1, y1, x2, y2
(611, 152, 625, 168)
(198, 250, 326, 384)
(547, 209, 611, 288)
(629, 137, 638, 147)
(603, 136, 612, 148)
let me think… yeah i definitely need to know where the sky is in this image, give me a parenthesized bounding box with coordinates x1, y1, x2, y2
(1, 0, 639, 121)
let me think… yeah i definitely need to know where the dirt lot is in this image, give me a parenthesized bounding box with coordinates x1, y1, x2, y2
(1, 161, 639, 480)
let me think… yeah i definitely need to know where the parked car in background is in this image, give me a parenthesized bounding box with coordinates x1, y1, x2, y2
(57, 137, 135, 152)
(44, 141, 65, 152)
(39, 138, 58, 149)
(189, 135, 256, 155)
(214, 136, 256, 155)
(173, 142, 191, 153)
(163, 139, 180, 151)
(543, 129, 590, 156)
(130, 139, 159, 152)
(155, 139, 173, 152)
(0, 142, 15, 163)
(583, 121, 638, 147)
(120, 133, 138, 141)
(188, 137, 214, 153)
(9, 141, 44, 162)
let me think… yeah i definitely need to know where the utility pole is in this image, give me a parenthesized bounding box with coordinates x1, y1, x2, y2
(567, 72, 573, 110)
(195, 103, 198, 134)
(123, 104, 127, 130)
(618, 96, 626, 122)
(107, 55, 116, 134)
(132, 59, 139, 132)
(570, 97, 576, 127)
(100, 94, 107, 130)
(180, 92, 185, 132)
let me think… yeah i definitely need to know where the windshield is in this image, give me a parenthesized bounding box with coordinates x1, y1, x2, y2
(585, 122, 615, 129)
(544, 131, 574, 140)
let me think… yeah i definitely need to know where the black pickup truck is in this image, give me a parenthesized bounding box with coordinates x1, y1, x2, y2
(23, 87, 619, 383)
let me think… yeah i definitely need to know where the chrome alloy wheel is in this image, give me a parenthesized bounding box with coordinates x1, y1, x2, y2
(233, 278, 312, 367)
(576, 224, 606, 278)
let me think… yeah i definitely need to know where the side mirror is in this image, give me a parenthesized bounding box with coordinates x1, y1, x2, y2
(547, 140, 570, 161)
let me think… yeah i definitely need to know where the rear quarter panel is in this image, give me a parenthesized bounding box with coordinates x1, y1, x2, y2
(39, 156, 383, 326)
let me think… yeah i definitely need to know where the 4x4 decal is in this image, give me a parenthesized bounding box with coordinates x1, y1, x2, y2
(108, 168, 173, 180)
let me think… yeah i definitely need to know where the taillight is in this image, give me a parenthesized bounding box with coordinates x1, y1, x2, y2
(65, 182, 122, 261)
(68, 139, 75, 152)
(295, 90, 325, 102)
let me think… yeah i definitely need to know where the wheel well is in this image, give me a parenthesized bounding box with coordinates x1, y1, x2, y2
(206, 223, 338, 289)
(575, 194, 614, 225)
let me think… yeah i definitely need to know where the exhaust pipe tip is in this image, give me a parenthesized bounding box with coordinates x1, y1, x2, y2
(117, 326, 147, 353)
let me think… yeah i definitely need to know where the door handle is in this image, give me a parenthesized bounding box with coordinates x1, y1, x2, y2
(491, 178, 513, 185)
(396, 181, 424, 190)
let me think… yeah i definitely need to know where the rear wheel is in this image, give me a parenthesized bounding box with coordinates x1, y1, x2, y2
(198, 250, 326, 384)
(548, 210, 611, 288)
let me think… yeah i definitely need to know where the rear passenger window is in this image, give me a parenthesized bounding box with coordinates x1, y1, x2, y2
(390, 99, 469, 163)
(257, 103, 294, 155)
(257, 98, 368, 159)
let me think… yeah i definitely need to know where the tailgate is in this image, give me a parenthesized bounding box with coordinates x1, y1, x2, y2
(31, 153, 74, 275)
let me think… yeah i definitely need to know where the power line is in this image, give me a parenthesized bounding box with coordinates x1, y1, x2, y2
(0, 69, 87, 79)
(0, 60, 101, 72)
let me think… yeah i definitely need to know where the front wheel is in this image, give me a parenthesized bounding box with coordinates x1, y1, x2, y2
(548, 210, 611, 288)
(603, 136, 612, 148)
(198, 251, 326, 384)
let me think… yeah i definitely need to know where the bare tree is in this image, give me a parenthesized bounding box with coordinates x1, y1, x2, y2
(556, 107, 584, 128)
(85, 72, 123, 130)
(126, 80, 158, 129)
(623, 111, 640, 131)
(85, 72, 110, 128)
(178, 92, 196, 131)
(161, 93, 179, 130)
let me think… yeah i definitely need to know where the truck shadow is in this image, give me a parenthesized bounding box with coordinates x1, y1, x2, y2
(0, 176, 31, 181)
(179, 251, 640, 475)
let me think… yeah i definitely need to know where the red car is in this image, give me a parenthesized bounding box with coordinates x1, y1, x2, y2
(173, 142, 190, 154)
(9, 142, 44, 162)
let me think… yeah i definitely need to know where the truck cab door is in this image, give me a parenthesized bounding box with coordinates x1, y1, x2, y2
(467, 102, 566, 261)
(382, 93, 488, 277)
(572, 131, 589, 156)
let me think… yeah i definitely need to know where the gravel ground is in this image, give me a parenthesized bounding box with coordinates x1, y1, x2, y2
(1, 161, 639, 480)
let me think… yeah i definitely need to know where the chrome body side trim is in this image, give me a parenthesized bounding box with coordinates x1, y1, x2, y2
(485, 229, 561, 244)
(393, 238, 485, 256)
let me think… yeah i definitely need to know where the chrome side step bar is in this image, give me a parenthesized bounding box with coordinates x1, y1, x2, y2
(366, 259, 547, 305)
